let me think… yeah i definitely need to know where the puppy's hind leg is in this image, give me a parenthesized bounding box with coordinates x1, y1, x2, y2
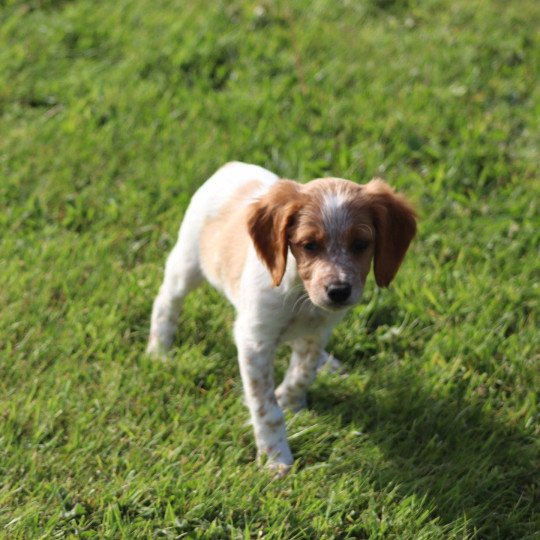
(147, 236, 203, 357)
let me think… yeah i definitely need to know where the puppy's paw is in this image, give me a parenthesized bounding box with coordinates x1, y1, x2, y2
(145, 339, 169, 360)
(317, 352, 347, 375)
(275, 387, 307, 413)
(258, 444, 293, 477)
(267, 459, 292, 478)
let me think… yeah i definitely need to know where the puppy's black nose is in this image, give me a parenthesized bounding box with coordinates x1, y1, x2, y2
(326, 282, 352, 304)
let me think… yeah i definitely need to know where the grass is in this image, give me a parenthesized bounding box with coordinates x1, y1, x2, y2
(1, 0, 539, 537)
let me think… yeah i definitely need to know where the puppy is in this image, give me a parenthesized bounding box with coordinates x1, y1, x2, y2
(147, 162, 417, 474)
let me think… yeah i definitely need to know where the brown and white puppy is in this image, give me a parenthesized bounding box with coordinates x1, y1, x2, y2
(148, 162, 417, 474)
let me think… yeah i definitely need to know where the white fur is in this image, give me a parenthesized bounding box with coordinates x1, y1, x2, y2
(147, 162, 347, 474)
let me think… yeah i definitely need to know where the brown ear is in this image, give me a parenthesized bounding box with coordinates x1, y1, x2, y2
(247, 180, 304, 287)
(364, 178, 417, 287)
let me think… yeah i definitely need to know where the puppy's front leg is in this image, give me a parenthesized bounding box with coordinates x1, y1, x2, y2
(276, 337, 328, 412)
(234, 320, 293, 474)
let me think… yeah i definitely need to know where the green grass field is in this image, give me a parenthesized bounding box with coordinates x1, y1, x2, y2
(1, 0, 539, 537)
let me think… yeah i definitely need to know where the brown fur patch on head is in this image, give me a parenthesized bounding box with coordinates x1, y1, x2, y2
(287, 179, 376, 307)
(247, 180, 305, 286)
(363, 178, 417, 287)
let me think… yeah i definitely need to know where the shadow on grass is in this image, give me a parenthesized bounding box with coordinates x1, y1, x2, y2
(309, 368, 538, 538)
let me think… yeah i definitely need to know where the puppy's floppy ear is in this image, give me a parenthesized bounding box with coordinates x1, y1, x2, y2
(364, 178, 417, 287)
(247, 180, 304, 287)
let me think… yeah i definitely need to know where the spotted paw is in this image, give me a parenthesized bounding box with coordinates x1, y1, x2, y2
(275, 387, 307, 412)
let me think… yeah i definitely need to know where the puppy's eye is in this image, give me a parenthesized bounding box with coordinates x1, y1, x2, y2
(352, 239, 369, 253)
(303, 241, 320, 252)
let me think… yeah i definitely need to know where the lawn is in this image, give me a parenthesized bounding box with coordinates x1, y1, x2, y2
(1, 0, 539, 537)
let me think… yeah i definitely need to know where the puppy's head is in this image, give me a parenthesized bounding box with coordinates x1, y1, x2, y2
(248, 177, 417, 311)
